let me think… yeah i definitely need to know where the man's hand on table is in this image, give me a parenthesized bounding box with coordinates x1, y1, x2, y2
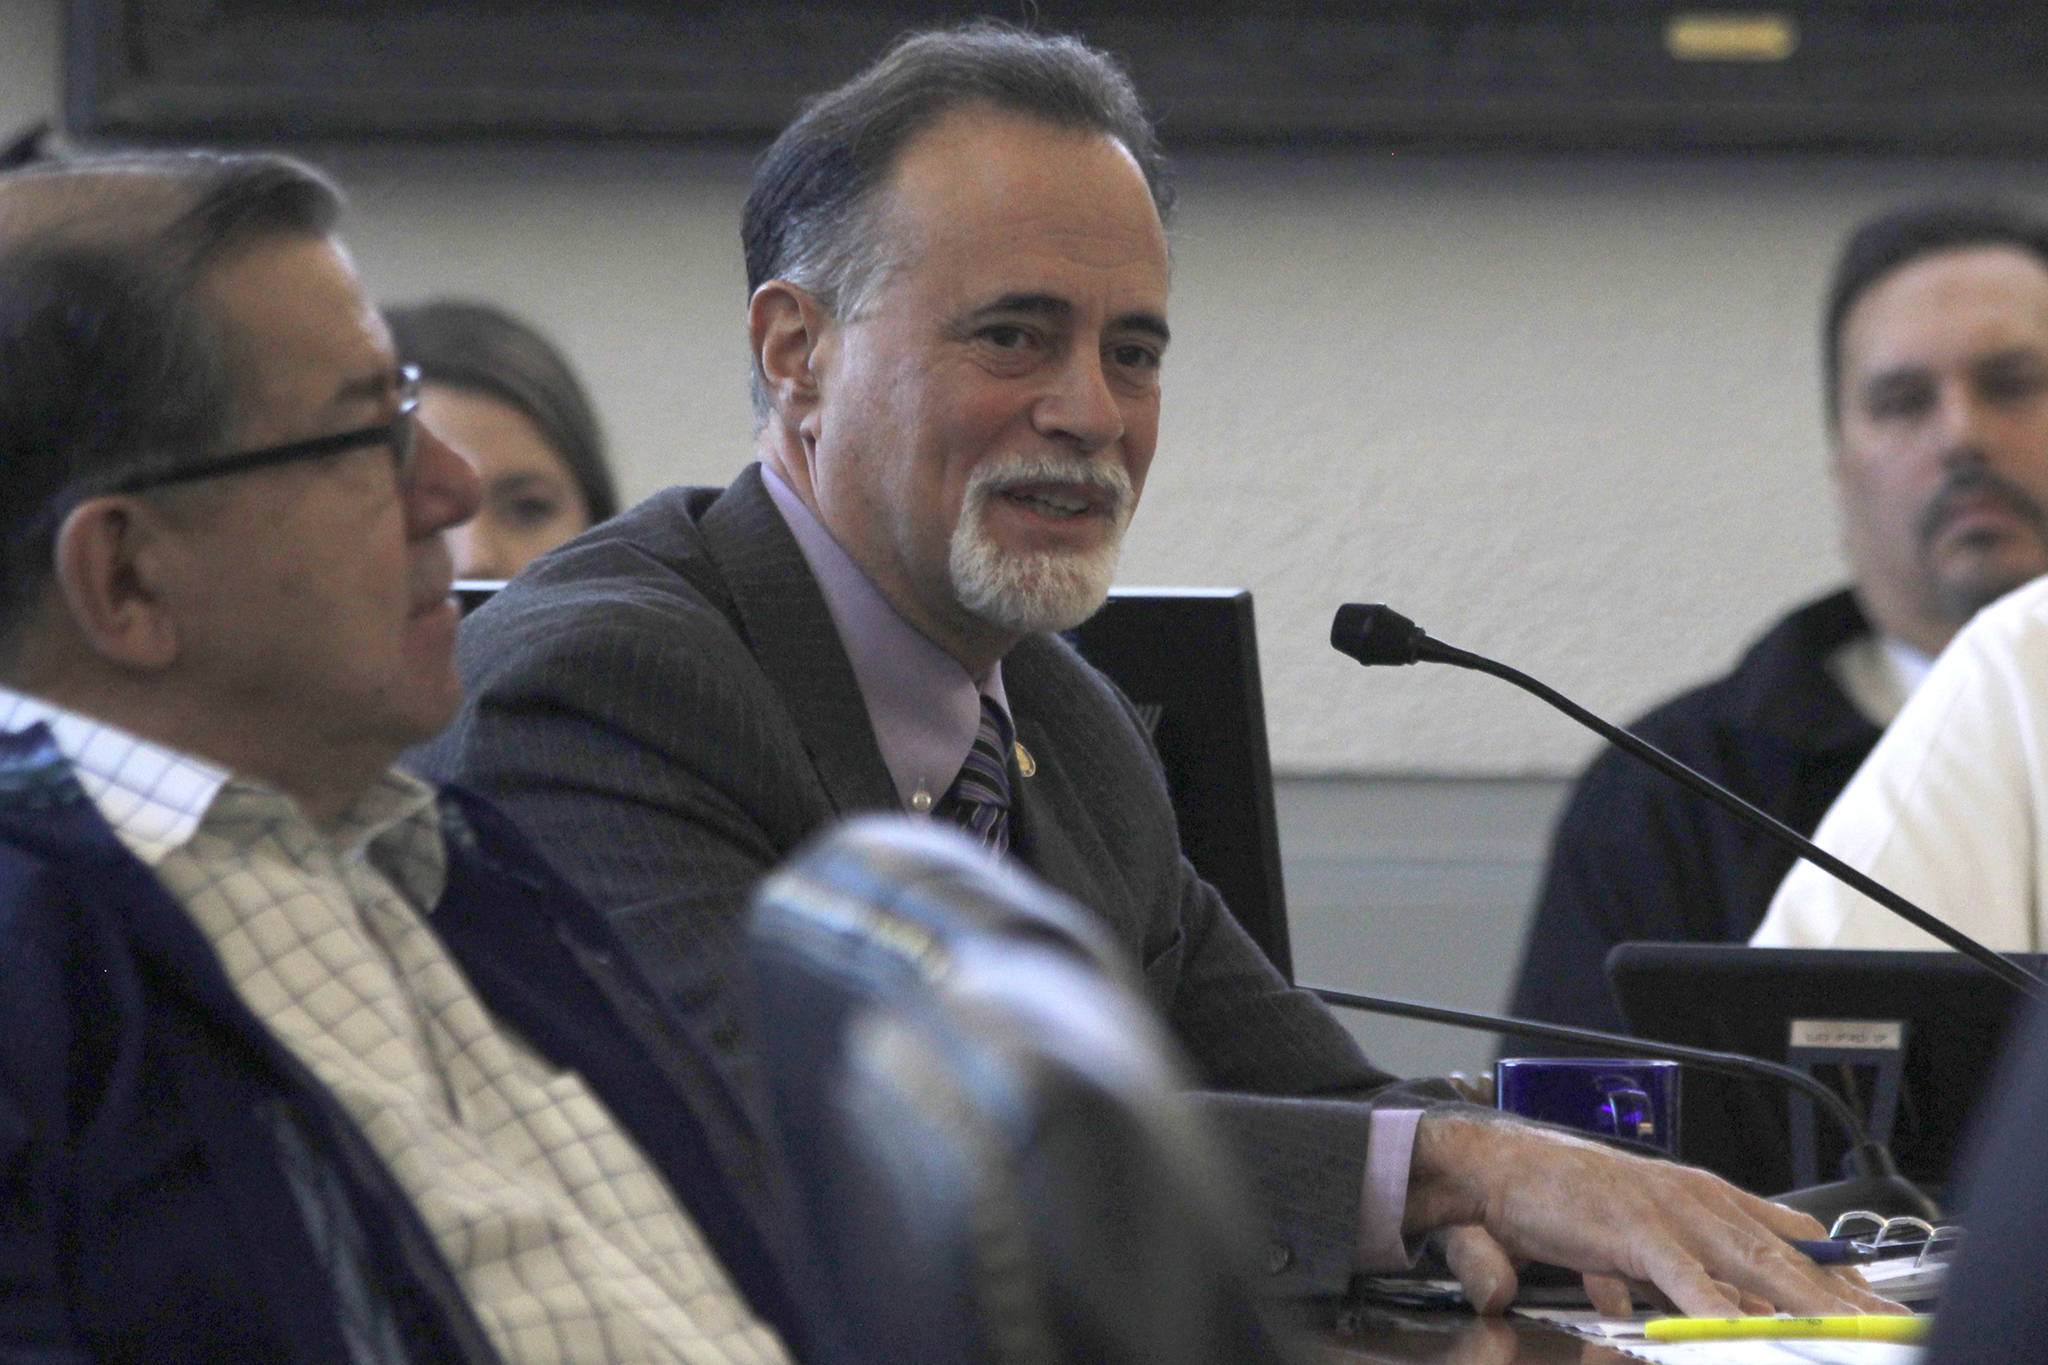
(1405, 1110, 1905, 1318)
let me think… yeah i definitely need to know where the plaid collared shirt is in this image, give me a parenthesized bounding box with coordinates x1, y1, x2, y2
(1, 689, 789, 1365)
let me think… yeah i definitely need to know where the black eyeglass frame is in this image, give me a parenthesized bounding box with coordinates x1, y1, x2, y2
(101, 365, 423, 497)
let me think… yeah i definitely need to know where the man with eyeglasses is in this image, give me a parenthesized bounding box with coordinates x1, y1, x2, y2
(0, 152, 817, 1362)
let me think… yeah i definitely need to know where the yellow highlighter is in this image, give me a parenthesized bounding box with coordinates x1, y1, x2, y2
(1645, 1315, 1928, 1344)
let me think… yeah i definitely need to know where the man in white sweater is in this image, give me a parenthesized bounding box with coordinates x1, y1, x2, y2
(1755, 573, 2048, 950)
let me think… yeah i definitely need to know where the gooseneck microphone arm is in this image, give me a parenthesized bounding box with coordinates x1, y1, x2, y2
(1311, 987, 1872, 1170)
(1330, 603, 2048, 1001)
(1314, 984, 1939, 1218)
(1308, 983, 1939, 1219)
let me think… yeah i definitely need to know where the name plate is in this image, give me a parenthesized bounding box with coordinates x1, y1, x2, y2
(1789, 1019, 1904, 1051)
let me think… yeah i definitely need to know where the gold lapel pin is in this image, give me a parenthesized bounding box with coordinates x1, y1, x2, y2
(1013, 741, 1036, 777)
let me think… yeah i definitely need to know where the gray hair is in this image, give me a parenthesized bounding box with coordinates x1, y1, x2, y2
(741, 21, 1174, 415)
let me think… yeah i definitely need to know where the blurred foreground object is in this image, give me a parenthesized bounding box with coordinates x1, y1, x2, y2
(748, 817, 1299, 1365)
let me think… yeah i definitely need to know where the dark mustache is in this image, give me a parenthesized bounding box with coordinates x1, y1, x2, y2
(1917, 464, 2048, 547)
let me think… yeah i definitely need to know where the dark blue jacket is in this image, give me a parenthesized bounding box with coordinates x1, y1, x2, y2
(0, 725, 817, 1363)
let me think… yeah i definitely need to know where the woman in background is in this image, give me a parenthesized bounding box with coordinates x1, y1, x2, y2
(385, 298, 620, 580)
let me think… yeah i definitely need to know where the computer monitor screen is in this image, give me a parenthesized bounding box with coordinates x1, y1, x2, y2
(1067, 588, 1292, 980)
(1608, 943, 2046, 1198)
(453, 580, 508, 616)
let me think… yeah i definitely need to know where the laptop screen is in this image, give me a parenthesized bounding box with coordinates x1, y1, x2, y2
(1608, 943, 2046, 1198)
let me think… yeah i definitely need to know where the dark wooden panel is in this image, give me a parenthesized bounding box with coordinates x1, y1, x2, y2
(65, 1, 2048, 151)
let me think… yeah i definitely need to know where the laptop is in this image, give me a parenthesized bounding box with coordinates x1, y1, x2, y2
(1607, 943, 2046, 1198)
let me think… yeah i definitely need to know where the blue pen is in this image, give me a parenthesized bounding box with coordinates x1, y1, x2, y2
(1788, 1234, 1958, 1265)
(1788, 1237, 1878, 1265)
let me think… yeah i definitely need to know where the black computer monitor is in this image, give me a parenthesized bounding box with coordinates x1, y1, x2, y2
(1608, 943, 2046, 1197)
(454, 579, 508, 615)
(1067, 588, 1292, 980)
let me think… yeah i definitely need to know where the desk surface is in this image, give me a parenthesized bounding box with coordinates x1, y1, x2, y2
(1315, 1304, 1637, 1364)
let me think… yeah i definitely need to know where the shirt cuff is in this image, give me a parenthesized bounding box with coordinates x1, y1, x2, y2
(1354, 1106, 1425, 1272)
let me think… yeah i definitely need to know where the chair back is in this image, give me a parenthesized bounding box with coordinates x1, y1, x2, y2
(748, 817, 1298, 1365)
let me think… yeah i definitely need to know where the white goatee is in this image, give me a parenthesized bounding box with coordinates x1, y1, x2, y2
(947, 452, 1134, 635)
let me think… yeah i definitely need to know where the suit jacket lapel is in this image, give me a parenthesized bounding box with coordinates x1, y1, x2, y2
(1000, 638, 1117, 914)
(699, 465, 900, 817)
(1008, 749, 1100, 911)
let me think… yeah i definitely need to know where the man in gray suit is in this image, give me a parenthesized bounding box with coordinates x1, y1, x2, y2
(416, 23, 1893, 1320)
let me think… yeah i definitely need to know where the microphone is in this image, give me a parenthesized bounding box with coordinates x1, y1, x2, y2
(1308, 983, 1938, 1221)
(1330, 603, 2048, 1001)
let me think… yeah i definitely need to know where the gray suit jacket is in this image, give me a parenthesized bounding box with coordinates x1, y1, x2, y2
(412, 464, 1446, 1294)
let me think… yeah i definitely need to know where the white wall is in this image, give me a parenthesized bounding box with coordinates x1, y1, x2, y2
(11, 0, 2048, 779)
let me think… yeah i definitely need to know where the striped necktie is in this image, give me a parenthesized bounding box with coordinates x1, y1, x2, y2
(933, 696, 1014, 855)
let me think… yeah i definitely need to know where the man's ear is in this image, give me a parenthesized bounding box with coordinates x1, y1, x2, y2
(50, 497, 182, 670)
(749, 279, 832, 428)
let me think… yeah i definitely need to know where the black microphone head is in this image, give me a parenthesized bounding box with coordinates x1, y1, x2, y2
(1331, 604, 1428, 667)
